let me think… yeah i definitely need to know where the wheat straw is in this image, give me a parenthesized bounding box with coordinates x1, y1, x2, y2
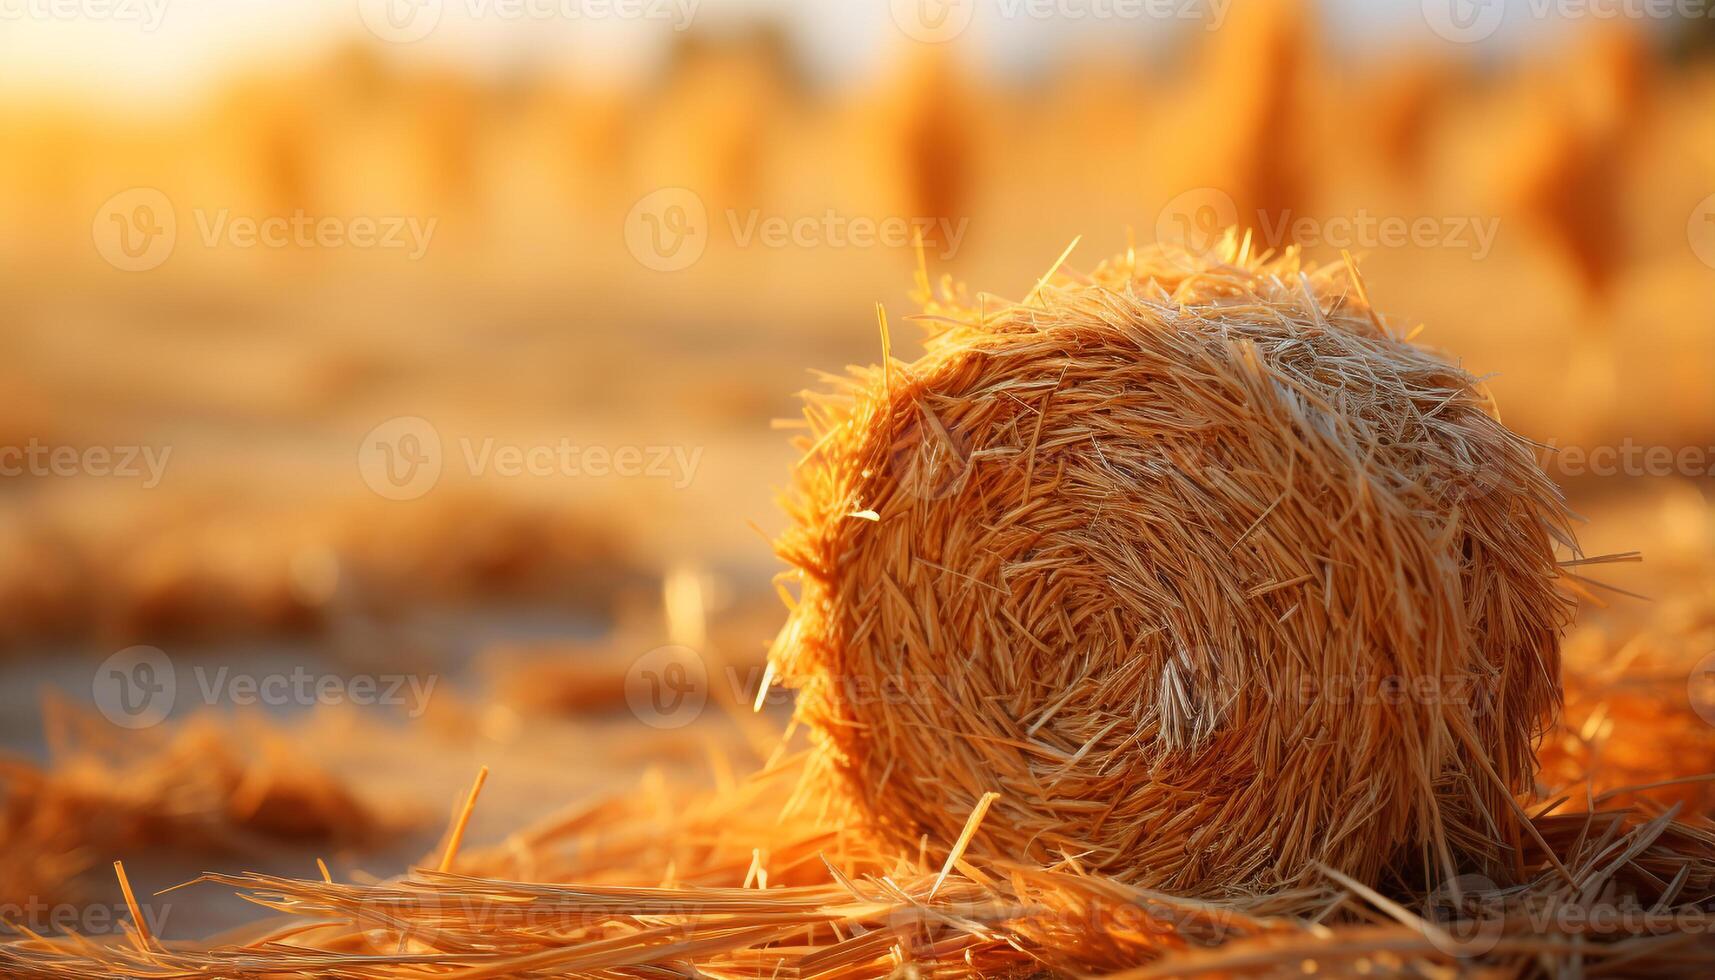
(771, 232, 1578, 895)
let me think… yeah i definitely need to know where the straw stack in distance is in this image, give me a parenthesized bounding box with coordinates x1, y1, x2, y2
(771, 234, 1577, 895)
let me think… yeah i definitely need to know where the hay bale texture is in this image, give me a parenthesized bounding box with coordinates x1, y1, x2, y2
(771, 236, 1576, 894)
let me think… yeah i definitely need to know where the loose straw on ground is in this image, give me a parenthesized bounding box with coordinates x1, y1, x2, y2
(111, 861, 154, 954)
(439, 765, 489, 873)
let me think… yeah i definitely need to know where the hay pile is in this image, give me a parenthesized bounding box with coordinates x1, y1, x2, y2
(0, 699, 413, 912)
(0, 493, 642, 648)
(8, 745, 1715, 977)
(773, 233, 1574, 894)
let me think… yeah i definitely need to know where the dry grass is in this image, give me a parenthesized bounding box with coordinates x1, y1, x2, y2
(3, 747, 1713, 977)
(0, 698, 416, 911)
(774, 233, 1578, 894)
(0, 493, 644, 651)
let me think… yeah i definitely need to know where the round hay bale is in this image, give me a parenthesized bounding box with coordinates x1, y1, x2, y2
(770, 237, 1575, 894)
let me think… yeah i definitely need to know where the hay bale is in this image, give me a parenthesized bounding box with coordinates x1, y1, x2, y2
(770, 236, 1576, 894)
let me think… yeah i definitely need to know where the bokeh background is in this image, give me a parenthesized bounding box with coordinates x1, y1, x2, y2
(1, 0, 1712, 942)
